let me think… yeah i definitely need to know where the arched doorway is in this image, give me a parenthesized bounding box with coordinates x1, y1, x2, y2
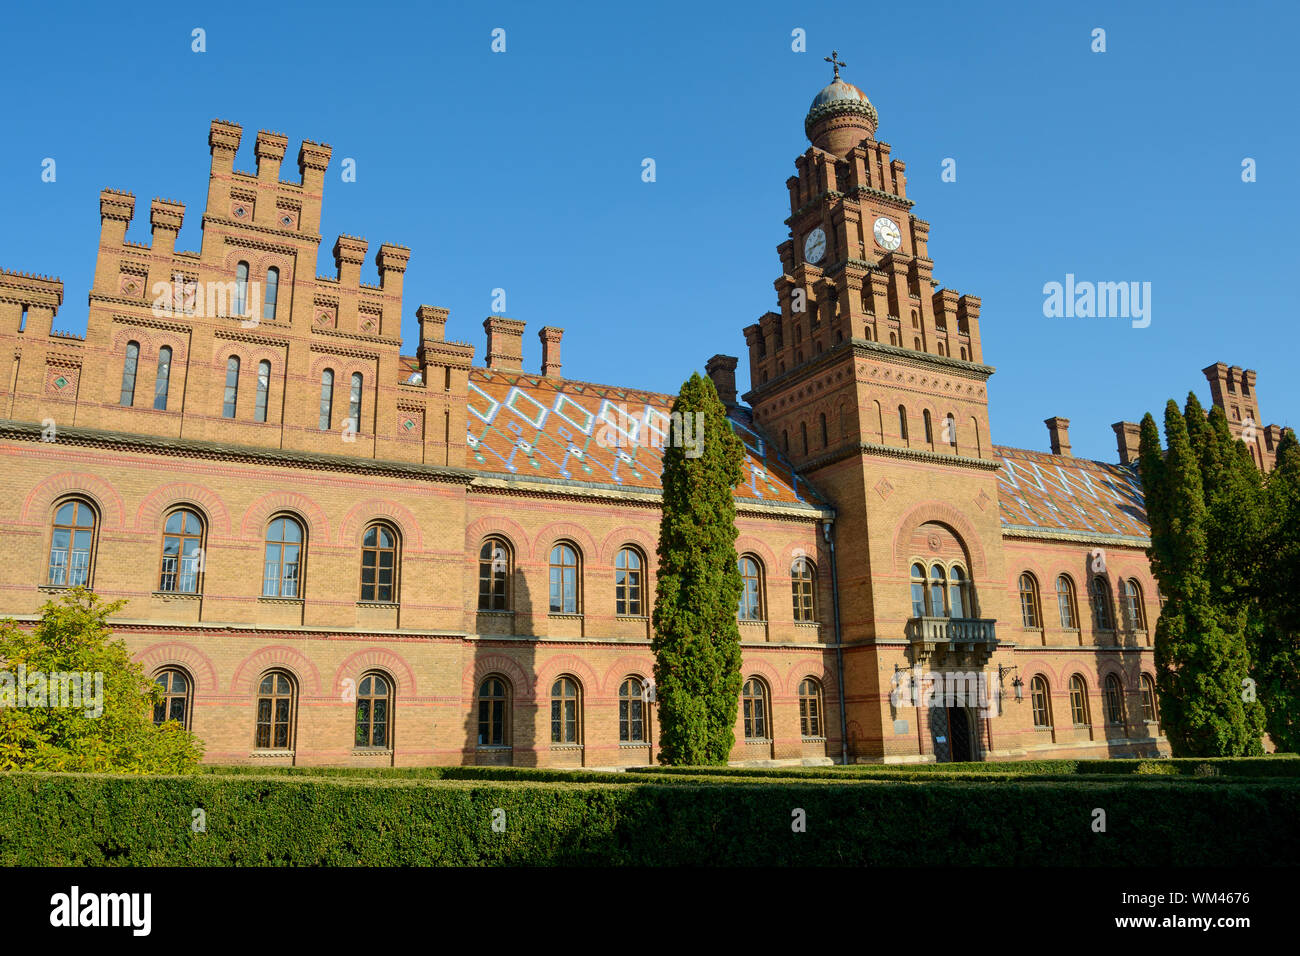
(929, 704, 981, 762)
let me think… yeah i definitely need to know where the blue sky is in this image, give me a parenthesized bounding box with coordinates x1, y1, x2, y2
(1, 0, 1295, 461)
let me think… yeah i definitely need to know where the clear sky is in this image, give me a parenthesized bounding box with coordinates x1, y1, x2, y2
(1, 0, 1295, 462)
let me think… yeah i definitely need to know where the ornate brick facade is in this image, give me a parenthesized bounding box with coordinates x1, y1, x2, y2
(0, 77, 1282, 766)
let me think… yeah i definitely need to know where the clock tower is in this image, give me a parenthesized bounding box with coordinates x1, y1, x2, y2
(741, 58, 1016, 761)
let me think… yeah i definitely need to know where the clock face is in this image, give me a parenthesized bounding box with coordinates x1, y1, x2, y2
(873, 217, 902, 251)
(803, 227, 827, 264)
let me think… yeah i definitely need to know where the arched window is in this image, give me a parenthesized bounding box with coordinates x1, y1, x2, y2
(944, 413, 957, 448)
(1140, 674, 1159, 723)
(550, 676, 581, 744)
(1057, 575, 1078, 629)
(1123, 578, 1146, 630)
(158, 508, 203, 594)
(1019, 573, 1041, 628)
(619, 677, 646, 743)
(359, 522, 397, 603)
(1104, 674, 1125, 725)
(800, 421, 808, 455)
(791, 557, 817, 622)
(782, 430, 789, 454)
(910, 563, 927, 617)
(348, 372, 363, 433)
(48, 499, 97, 587)
(923, 409, 934, 445)
(255, 671, 296, 749)
(929, 564, 948, 618)
(255, 360, 270, 422)
(262, 267, 279, 321)
(120, 341, 140, 406)
(889, 331, 898, 346)
(222, 355, 240, 418)
(319, 368, 334, 430)
(354, 672, 391, 748)
(234, 261, 250, 317)
(819, 412, 829, 448)
(960, 346, 968, 361)
(478, 537, 511, 610)
(1030, 676, 1051, 728)
(798, 678, 823, 737)
(153, 668, 191, 728)
(615, 547, 643, 616)
(742, 678, 769, 740)
(153, 346, 172, 410)
(1091, 576, 1114, 630)
(1068, 675, 1090, 727)
(898, 405, 909, 442)
(949, 565, 969, 618)
(549, 542, 580, 614)
(477, 676, 509, 746)
(738, 555, 763, 621)
(263, 515, 304, 598)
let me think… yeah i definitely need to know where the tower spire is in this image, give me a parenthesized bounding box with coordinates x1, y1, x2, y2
(824, 49, 846, 81)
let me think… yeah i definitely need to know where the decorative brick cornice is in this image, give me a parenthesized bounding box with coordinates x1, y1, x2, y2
(202, 215, 319, 244)
(1000, 524, 1151, 549)
(801, 440, 1001, 474)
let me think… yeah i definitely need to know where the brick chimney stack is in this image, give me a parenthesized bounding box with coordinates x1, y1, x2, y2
(539, 326, 563, 378)
(1044, 416, 1072, 457)
(706, 354, 738, 406)
(484, 316, 525, 371)
(1112, 421, 1142, 466)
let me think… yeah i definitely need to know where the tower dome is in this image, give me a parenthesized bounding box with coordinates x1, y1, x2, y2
(804, 53, 878, 157)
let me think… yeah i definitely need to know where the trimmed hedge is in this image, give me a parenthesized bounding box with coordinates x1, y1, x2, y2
(1, 770, 1297, 865)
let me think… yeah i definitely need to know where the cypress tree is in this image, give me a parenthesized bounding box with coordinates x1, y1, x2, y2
(1257, 428, 1300, 750)
(651, 372, 745, 764)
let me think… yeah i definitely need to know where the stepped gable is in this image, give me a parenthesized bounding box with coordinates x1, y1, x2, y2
(443, 364, 820, 507)
(993, 445, 1149, 540)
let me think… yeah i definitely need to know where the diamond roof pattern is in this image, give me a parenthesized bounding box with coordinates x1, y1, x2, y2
(993, 446, 1149, 540)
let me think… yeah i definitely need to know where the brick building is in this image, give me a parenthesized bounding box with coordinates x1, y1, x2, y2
(0, 73, 1284, 766)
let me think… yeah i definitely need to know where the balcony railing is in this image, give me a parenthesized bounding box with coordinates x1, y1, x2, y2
(906, 616, 998, 662)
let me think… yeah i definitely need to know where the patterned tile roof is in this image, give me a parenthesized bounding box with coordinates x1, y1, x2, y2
(993, 445, 1149, 541)
(459, 367, 824, 509)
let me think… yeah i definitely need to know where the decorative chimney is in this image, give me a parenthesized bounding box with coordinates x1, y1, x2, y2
(1044, 416, 1072, 457)
(706, 354, 738, 405)
(483, 316, 525, 371)
(1112, 421, 1142, 466)
(539, 326, 563, 378)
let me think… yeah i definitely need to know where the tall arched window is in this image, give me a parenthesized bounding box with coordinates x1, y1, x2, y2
(949, 565, 969, 618)
(158, 508, 203, 593)
(234, 261, 250, 317)
(153, 346, 172, 410)
(153, 669, 191, 728)
(478, 537, 511, 610)
(1104, 674, 1125, 725)
(354, 672, 391, 748)
(782, 430, 789, 454)
(798, 678, 823, 737)
(319, 368, 334, 430)
(1091, 576, 1114, 630)
(1140, 674, 1159, 723)
(738, 555, 763, 621)
(255, 670, 296, 750)
(929, 564, 948, 618)
(800, 421, 808, 455)
(222, 355, 240, 418)
(263, 515, 304, 598)
(944, 413, 957, 448)
(1019, 573, 1041, 628)
(619, 677, 646, 743)
(348, 372, 363, 433)
(1068, 675, 1090, 727)
(477, 676, 509, 746)
(48, 499, 96, 586)
(819, 412, 828, 448)
(791, 557, 816, 622)
(550, 677, 581, 744)
(1030, 676, 1051, 728)
(615, 547, 643, 616)
(359, 522, 397, 603)
(262, 267, 279, 321)
(1123, 579, 1146, 630)
(742, 678, 769, 739)
(549, 542, 580, 614)
(255, 360, 270, 422)
(923, 409, 934, 445)
(910, 563, 927, 617)
(1057, 575, 1078, 629)
(119, 341, 140, 406)
(898, 405, 909, 442)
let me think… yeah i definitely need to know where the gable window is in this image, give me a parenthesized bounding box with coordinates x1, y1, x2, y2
(158, 508, 203, 594)
(359, 523, 397, 603)
(153, 346, 172, 410)
(222, 356, 240, 418)
(478, 537, 511, 610)
(120, 341, 140, 406)
(48, 499, 96, 587)
(615, 547, 643, 616)
(549, 543, 580, 614)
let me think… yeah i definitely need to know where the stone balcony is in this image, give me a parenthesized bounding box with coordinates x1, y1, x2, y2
(905, 616, 998, 666)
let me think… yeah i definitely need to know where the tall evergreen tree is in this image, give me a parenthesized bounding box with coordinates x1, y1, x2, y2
(1256, 427, 1300, 750)
(651, 372, 745, 764)
(1146, 399, 1261, 756)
